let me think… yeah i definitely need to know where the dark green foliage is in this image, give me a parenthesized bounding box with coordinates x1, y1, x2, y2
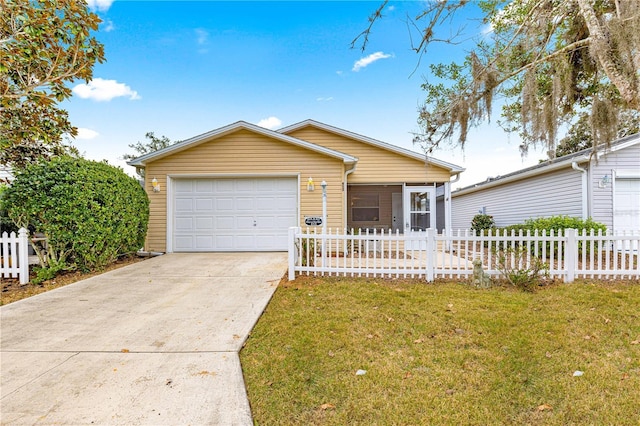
(0, 184, 19, 234)
(502, 215, 607, 235)
(3, 156, 149, 273)
(499, 215, 607, 256)
(471, 213, 495, 235)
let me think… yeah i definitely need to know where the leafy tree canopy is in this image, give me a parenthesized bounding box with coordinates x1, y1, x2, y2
(122, 132, 177, 177)
(0, 0, 105, 169)
(354, 0, 640, 159)
(556, 109, 640, 157)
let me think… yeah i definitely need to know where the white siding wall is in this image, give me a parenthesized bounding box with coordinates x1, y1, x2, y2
(452, 167, 583, 229)
(590, 141, 640, 230)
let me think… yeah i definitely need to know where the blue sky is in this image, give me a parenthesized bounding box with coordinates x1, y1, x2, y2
(66, 0, 545, 189)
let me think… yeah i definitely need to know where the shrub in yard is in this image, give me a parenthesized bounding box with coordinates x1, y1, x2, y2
(502, 215, 607, 235)
(0, 183, 19, 234)
(499, 215, 607, 256)
(3, 156, 149, 276)
(471, 213, 495, 235)
(496, 246, 549, 292)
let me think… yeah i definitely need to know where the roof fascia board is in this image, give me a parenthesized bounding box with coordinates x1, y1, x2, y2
(453, 155, 590, 196)
(453, 133, 639, 196)
(279, 119, 465, 173)
(127, 120, 357, 167)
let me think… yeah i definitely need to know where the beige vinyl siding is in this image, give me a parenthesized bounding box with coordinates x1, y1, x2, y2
(451, 167, 583, 229)
(144, 129, 344, 252)
(286, 127, 451, 183)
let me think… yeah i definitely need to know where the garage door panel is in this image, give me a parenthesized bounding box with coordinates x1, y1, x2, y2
(615, 178, 640, 234)
(276, 215, 297, 227)
(235, 198, 254, 211)
(235, 235, 256, 249)
(236, 216, 255, 230)
(174, 180, 193, 192)
(195, 198, 213, 211)
(175, 198, 193, 212)
(215, 216, 235, 230)
(214, 235, 233, 249)
(195, 217, 213, 230)
(215, 198, 234, 210)
(195, 180, 214, 192)
(195, 235, 214, 249)
(235, 180, 254, 192)
(215, 180, 234, 192)
(257, 216, 276, 228)
(173, 177, 297, 251)
(174, 236, 195, 250)
(278, 196, 297, 209)
(175, 217, 193, 231)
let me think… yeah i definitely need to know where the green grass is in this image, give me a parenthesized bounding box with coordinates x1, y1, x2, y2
(240, 277, 640, 425)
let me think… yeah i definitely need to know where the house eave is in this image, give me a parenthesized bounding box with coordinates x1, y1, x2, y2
(278, 119, 465, 175)
(452, 132, 639, 197)
(126, 120, 358, 167)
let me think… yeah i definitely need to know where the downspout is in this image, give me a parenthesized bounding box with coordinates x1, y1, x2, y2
(445, 172, 461, 246)
(572, 162, 588, 219)
(343, 162, 357, 230)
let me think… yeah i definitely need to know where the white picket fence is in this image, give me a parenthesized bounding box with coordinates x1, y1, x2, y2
(1, 228, 30, 285)
(287, 227, 640, 282)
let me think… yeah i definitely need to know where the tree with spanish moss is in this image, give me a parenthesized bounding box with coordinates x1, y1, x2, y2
(354, 0, 640, 158)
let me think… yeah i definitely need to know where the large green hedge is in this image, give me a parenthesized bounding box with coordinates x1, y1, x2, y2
(2, 156, 149, 273)
(502, 215, 607, 235)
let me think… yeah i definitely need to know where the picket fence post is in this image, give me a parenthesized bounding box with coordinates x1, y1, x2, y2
(426, 228, 435, 282)
(564, 228, 577, 283)
(288, 227, 297, 281)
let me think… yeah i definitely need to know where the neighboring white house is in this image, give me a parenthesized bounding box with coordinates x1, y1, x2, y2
(451, 133, 640, 234)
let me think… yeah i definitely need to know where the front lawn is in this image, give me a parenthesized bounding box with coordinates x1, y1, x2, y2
(240, 277, 640, 425)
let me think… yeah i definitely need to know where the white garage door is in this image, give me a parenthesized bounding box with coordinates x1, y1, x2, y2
(614, 178, 640, 234)
(172, 177, 297, 251)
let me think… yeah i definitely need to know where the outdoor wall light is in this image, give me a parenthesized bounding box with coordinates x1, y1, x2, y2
(599, 174, 610, 188)
(151, 177, 161, 192)
(307, 177, 315, 192)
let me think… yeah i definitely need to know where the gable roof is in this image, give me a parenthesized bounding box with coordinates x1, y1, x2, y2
(126, 120, 358, 167)
(453, 132, 640, 196)
(278, 119, 465, 174)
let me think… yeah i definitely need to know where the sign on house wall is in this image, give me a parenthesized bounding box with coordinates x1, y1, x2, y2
(304, 216, 323, 226)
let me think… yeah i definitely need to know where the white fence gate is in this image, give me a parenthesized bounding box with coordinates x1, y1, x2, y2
(1, 228, 30, 285)
(288, 227, 640, 282)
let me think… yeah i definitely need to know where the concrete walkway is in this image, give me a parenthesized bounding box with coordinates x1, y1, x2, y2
(1, 252, 287, 425)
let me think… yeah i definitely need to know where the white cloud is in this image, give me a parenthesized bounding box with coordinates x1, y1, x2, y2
(102, 19, 115, 32)
(257, 116, 282, 130)
(86, 0, 114, 12)
(75, 128, 99, 140)
(316, 97, 334, 102)
(195, 28, 209, 45)
(352, 51, 393, 72)
(73, 78, 141, 102)
(387, 5, 396, 11)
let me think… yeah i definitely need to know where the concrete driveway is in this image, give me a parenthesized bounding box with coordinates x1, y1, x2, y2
(1, 252, 287, 425)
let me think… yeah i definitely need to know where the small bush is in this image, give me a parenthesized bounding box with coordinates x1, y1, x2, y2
(3, 156, 149, 274)
(471, 213, 495, 235)
(496, 246, 549, 292)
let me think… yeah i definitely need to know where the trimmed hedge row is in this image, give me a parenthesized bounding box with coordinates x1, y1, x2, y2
(2, 156, 149, 274)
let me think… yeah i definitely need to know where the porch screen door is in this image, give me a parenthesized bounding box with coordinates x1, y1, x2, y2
(404, 187, 436, 232)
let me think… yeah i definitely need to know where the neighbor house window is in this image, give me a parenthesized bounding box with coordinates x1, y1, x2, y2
(351, 193, 379, 222)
